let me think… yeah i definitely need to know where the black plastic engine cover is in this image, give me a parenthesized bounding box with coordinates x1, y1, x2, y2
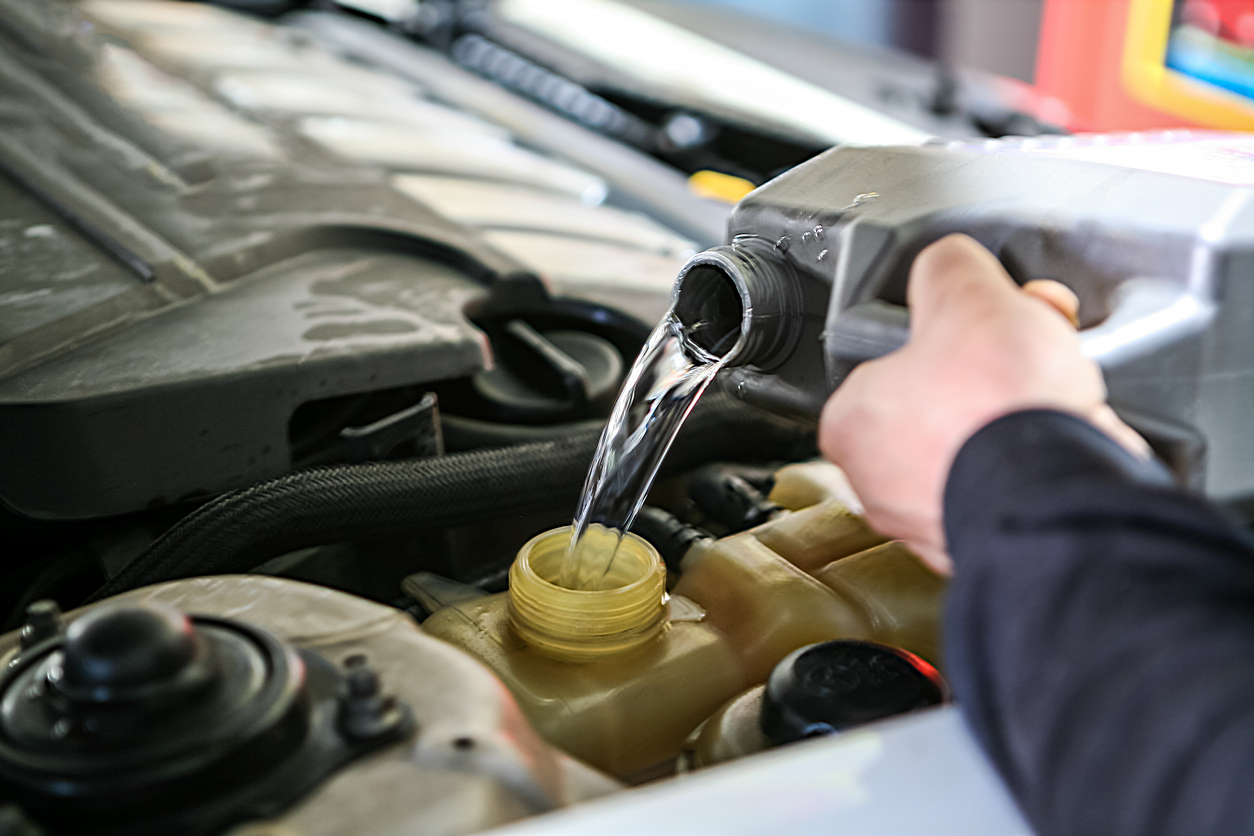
(0, 0, 594, 521)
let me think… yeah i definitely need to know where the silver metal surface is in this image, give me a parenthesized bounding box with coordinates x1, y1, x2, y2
(483, 706, 1031, 836)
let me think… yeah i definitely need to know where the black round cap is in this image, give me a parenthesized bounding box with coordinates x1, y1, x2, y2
(0, 603, 313, 833)
(759, 640, 946, 746)
(472, 329, 623, 419)
(51, 604, 214, 705)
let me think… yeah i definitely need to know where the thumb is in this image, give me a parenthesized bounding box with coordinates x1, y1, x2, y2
(906, 234, 1019, 334)
(1022, 279, 1081, 327)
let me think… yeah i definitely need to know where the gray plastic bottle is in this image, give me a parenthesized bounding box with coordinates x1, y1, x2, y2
(669, 135, 1254, 501)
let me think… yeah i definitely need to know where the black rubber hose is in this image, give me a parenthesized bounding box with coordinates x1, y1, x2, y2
(88, 396, 814, 601)
(689, 464, 784, 534)
(630, 507, 710, 573)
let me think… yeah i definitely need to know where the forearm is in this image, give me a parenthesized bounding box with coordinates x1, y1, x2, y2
(944, 410, 1254, 836)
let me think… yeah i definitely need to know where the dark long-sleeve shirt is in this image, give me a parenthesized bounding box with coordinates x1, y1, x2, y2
(943, 409, 1254, 836)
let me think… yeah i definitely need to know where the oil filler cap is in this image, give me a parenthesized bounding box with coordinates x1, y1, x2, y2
(471, 321, 622, 422)
(442, 297, 649, 425)
(759, 640, 947, 746)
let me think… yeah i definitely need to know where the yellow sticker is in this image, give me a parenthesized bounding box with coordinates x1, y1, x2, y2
(689, 170, 756, 204)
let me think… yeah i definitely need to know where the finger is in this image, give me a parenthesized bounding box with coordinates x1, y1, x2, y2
(1089, 405, 1153, 460)
(817, 359, 875, 463)
(1022, 280, 1080, 327)
(905, 539, 953, 577)
(907, 234, 1019, 333)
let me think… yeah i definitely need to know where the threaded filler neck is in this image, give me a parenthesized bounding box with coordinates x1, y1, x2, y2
(508, 527, 667, 663)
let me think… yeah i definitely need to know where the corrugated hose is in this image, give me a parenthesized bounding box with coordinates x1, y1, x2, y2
(87, 394, 814, 601)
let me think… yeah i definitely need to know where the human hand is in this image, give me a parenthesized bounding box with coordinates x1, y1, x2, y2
(818, 234, 1148, 574)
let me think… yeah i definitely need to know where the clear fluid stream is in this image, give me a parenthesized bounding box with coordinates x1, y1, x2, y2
(558, 307, 734, 591)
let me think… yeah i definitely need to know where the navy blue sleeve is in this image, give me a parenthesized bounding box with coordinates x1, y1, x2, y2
(943, 409, 1254, 836)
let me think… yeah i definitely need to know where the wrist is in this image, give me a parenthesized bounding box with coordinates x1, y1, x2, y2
(942, 409, 1174, 567)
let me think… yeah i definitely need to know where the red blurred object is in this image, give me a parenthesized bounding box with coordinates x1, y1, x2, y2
(1035, 0, 1254, 131)
(1035, 0, 1196, 130)
(1183, 0, 1254, 42)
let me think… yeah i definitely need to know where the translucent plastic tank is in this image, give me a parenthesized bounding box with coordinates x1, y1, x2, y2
(423, 463, 946, 776)
(673, 499, 946, 679)
(421, 528, 745, 778)
(812, 541, 947, 665)
(672, 529, 870, 684)
(764, 464, 947, 666)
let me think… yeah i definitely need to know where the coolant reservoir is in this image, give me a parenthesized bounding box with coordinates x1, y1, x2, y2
(423, 464, 946, 776)
(421, 528, 745, 778)
(813, 541, 947, 665)
(673, 499, 946, 681)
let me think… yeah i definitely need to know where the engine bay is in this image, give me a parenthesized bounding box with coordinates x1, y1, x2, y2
(4, 1, 1216, 833)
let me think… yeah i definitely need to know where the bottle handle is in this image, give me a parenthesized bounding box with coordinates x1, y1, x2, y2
(824, 279, 1214, 369)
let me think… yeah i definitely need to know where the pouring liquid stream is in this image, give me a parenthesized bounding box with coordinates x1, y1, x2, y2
(559, 309, 731, 590)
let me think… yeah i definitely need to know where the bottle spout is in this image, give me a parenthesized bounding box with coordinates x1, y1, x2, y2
(671, 239, 801, 370)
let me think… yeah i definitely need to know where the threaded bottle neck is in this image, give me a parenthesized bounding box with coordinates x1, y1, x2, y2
(672, 237, 801, 371)
(508, 527, 667, 663)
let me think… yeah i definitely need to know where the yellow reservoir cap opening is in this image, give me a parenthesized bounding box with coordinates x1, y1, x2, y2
(508, 526, 667, 663)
